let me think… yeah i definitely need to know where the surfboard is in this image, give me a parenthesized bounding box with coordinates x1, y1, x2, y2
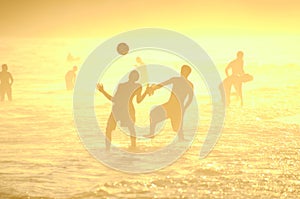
(241, 73, 254, 82)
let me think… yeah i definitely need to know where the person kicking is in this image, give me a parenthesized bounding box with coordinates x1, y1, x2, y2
(145, 65, 194, 141)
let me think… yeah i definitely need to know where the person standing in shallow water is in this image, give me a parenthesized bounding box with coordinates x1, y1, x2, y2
(144, 65, 194, 141)
(0, 64, 14, 102)
(222, 51, 245, 106)
(97, 70, 151, 151)
(65, 66, 78, 90)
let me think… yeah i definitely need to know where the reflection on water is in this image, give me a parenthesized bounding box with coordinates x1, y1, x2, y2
(0, 38, 299, 198)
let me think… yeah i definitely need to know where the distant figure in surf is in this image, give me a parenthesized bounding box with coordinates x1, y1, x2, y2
(134, 56, 148, 85)
(220, 51, 253, 106)
(144, 65, 194, 141)
(0, 64, 14, 102)
(65, 66, 78, 90)
(67, 53, 80, 62)
(97, 70, 152, 151)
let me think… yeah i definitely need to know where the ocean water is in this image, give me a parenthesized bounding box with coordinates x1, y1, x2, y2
(0, 37, 299, 198)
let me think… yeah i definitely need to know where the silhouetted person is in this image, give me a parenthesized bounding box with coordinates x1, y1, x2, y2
(135, 56, 145, 66)
(0, 64, 13, 101)
(145, 65, 194, 141)
(67, 53, 80, 62)
(222, 51, 245, 106)
(97, 70, 151, 151)
(134, 56, 148, 85)
(220, 51, 253, 106)
(65, 66, 78, 90)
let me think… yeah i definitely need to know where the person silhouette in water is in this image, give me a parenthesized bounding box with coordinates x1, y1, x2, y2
(221, 51, 247, 106)
(97, 70, 151, 151)
(145, 65, 194, 141)
(65, 66, 78, 90)
(0, 64, 14, 102)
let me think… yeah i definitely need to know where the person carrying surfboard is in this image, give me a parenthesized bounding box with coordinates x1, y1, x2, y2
(220, 51, 253, 106)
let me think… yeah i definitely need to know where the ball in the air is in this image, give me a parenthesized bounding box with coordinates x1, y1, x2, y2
(117, 42, 129, 55)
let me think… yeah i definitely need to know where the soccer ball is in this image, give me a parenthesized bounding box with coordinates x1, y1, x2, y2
(116, 42, 129, 55)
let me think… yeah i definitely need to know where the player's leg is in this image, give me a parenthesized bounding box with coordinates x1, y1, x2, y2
(105, 113, 116, 151)
(223, 77, 233, 106)
(146, 105, 167, 138)
(7, 86, 12, 101)
(127, 124, 136, 149)
(177, 124, 184, 141)
(170, 111, 184, 141)
(233, 80, 243, 106)
(219, 82, 226, 105)
(0, 87, 4, 101)
(239, 82, 243, 106)
(127, 108, 137, 148)
(66, 78, 73, 90)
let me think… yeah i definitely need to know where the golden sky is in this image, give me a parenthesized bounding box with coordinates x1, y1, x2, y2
(0, 0, 299, 37)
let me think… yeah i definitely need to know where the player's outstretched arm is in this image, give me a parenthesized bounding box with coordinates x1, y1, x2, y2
(96, 83, 112, 101)
(152, 78, 173, 91)
(136, 84, 151, 103)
